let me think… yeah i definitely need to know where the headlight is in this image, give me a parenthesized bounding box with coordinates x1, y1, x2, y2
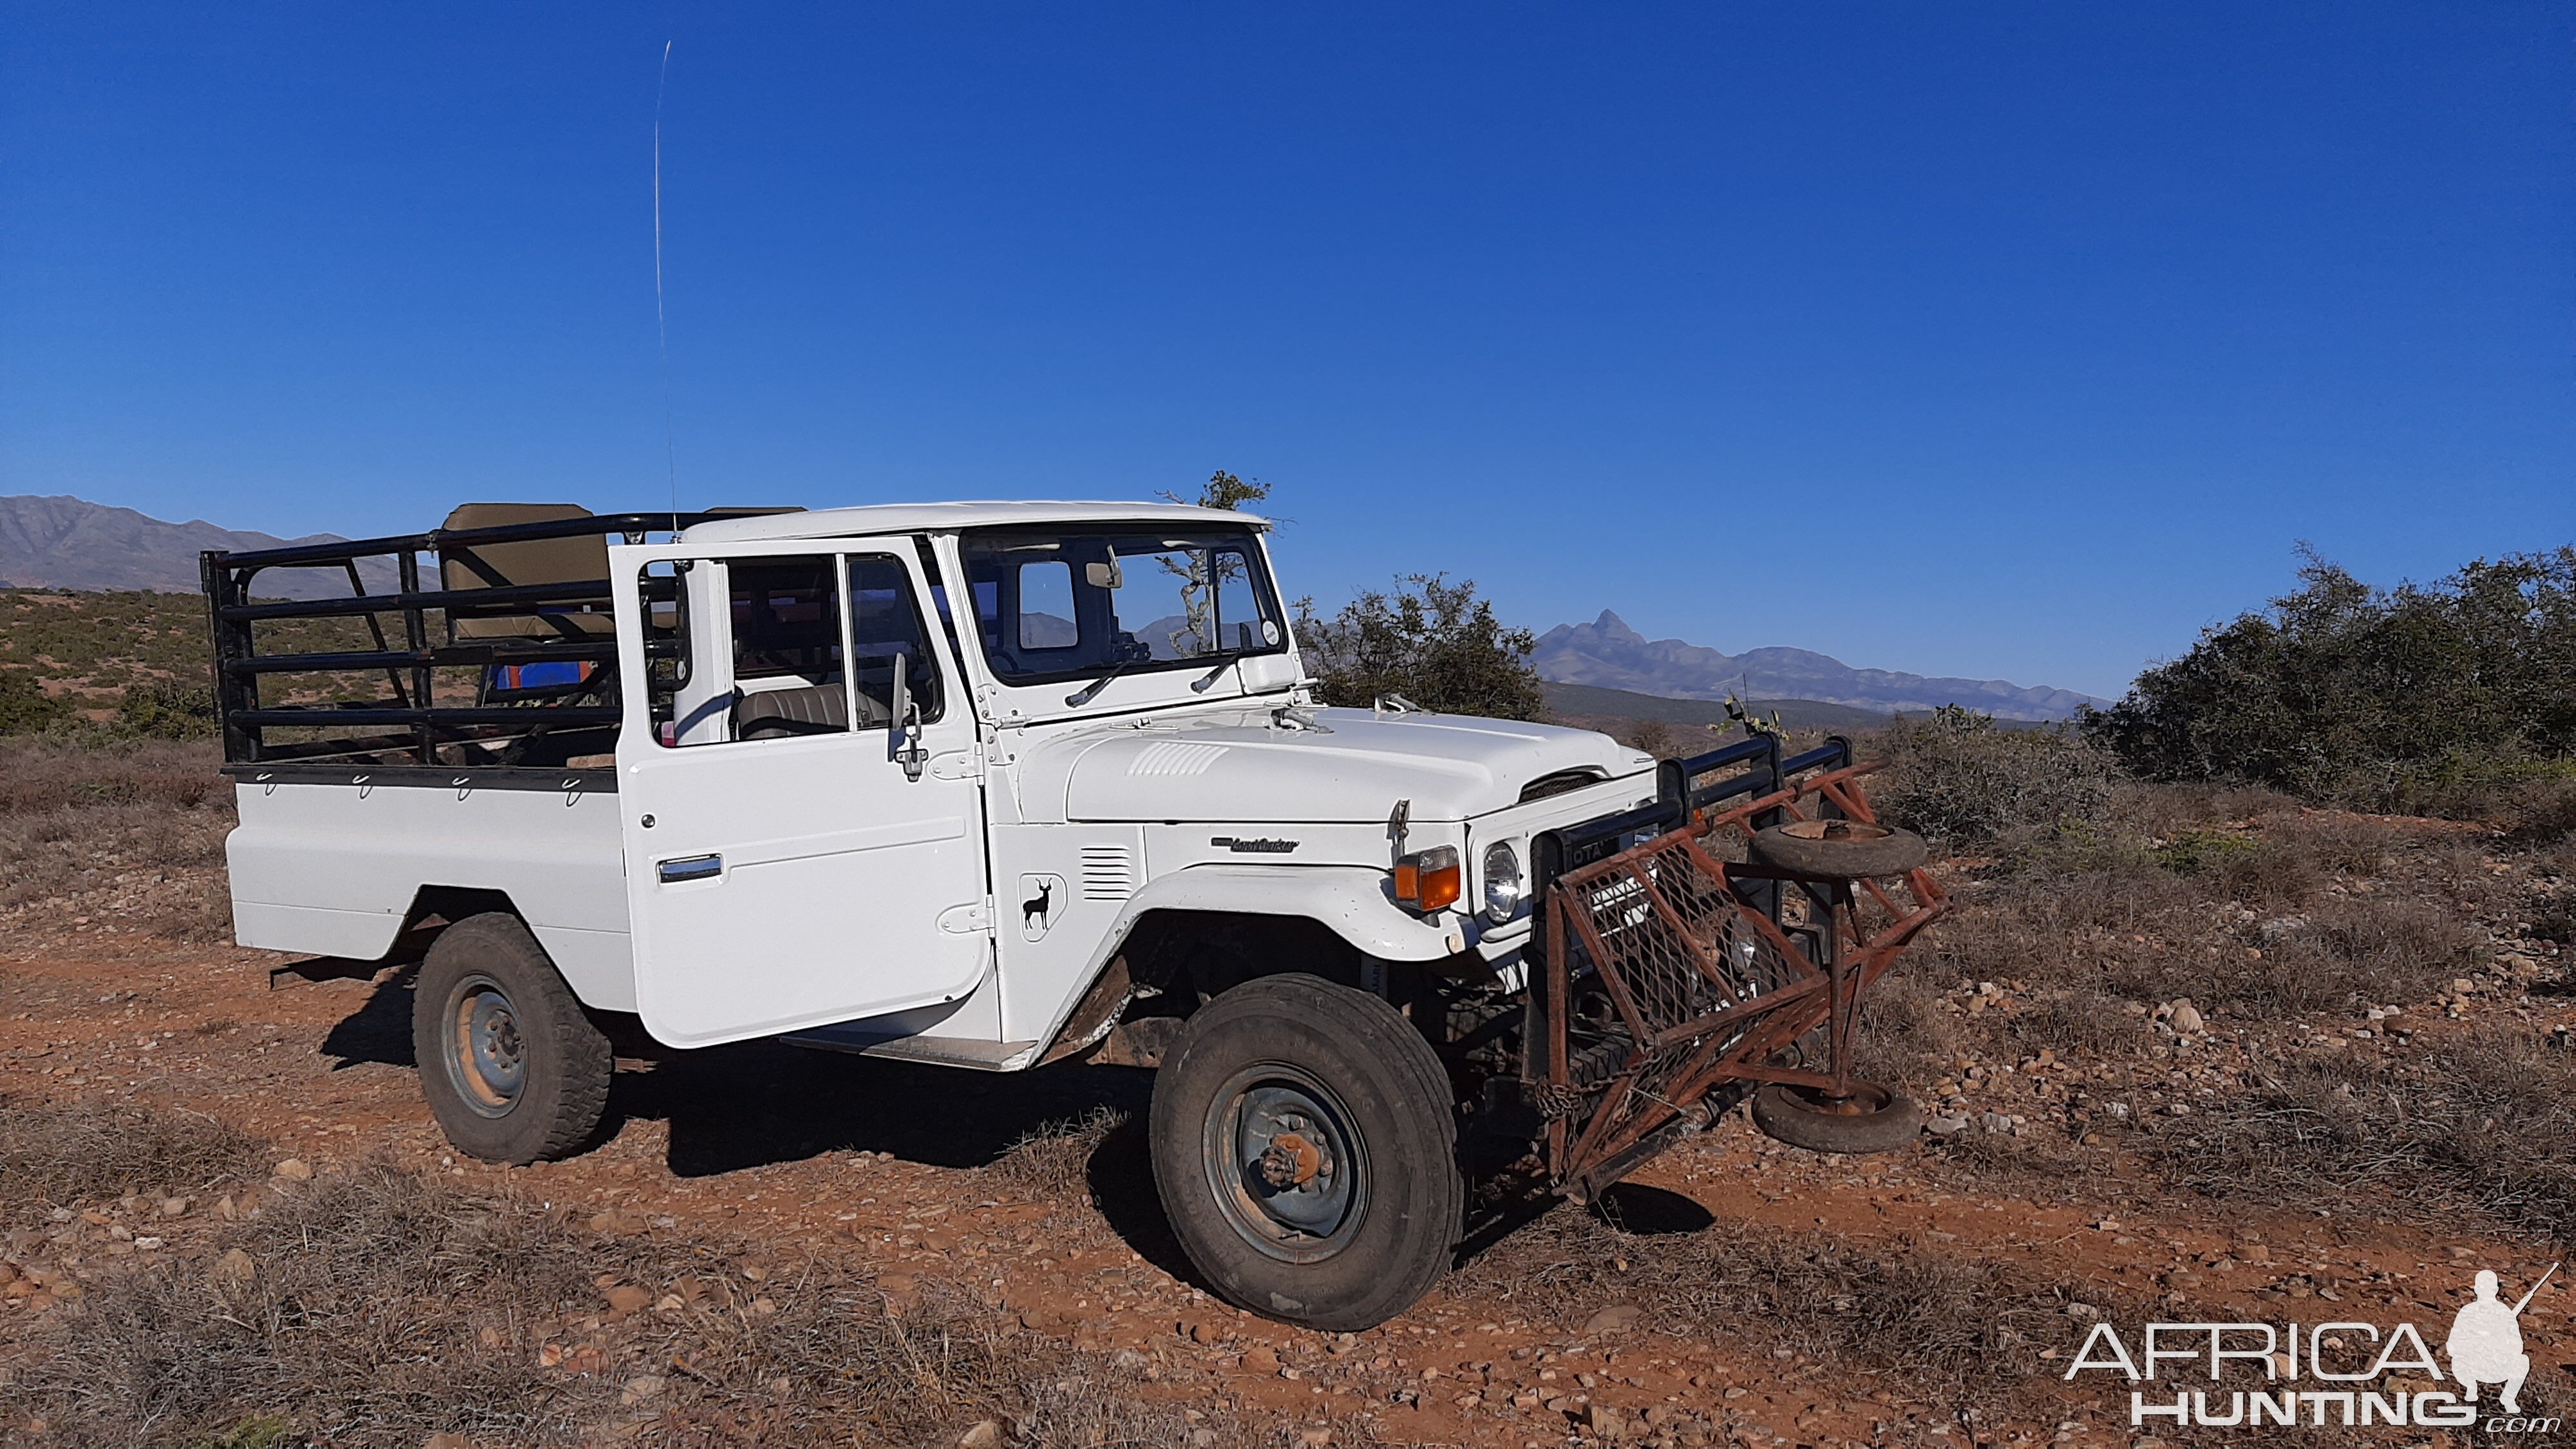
(1482, 841, 1524, 925)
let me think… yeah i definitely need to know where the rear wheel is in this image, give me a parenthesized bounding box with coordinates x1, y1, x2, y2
(1150, 974, 1463, 1331)
(412, 913, 612, 1164)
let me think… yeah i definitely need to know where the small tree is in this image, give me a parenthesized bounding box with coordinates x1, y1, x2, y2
(1175, 469, 1271, 513)
(1295, 573, 1546, 721)
(1153, 471, 1274, 654)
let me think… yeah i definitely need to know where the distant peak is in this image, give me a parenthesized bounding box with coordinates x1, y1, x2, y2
(1590, 609, 1646, 643)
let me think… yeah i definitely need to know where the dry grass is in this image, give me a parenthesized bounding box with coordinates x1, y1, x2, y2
(0, 739, 234, 943)
(0, 1101, 1224, 1448)
(2155, 1024, 2576, 1243)
(985, 1106, 1128, 1204)
(1911, 807, 2475, 1019)
(1, 1163, 1222, 1449)
(0, 1095, 267, 1218)
(1455, 1204, 2137, 1423)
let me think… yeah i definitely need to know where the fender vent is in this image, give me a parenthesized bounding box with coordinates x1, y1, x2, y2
(1080, 844, 1137, 902)
(1520, 768, 1606, 803)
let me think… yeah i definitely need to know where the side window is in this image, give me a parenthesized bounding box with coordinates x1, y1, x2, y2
(847, 555, 943, 726)
(1017, 560, 1077, 650)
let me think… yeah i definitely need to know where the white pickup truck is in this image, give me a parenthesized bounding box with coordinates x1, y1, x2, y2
(207, 500, 1935, 1329)
(206, 500, 1720, 1328)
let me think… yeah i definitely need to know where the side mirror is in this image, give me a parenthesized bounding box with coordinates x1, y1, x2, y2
(1084, 560, 1123, 590)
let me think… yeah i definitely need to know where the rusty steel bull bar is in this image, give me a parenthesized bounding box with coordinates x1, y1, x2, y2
(1524, 735, 1949, 1199)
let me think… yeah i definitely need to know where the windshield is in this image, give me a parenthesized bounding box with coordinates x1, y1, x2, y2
(959, 526, 1287, 685)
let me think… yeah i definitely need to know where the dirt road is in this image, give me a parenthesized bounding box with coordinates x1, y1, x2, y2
(6, 887, 2568, 1446)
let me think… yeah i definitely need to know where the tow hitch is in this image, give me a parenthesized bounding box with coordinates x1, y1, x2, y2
(1528, 734, 1950, 1199)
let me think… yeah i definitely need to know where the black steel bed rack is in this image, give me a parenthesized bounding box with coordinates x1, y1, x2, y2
(200, 510, 740, 769)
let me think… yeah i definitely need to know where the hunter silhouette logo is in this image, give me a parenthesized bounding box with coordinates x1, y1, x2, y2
(2449, 1264, 2555, 1416)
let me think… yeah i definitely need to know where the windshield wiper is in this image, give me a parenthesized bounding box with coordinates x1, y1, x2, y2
(1189, 655, 1241, 692)
(1064, 658, 1137, 708)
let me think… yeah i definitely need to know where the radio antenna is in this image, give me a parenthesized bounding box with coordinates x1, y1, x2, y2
(653, 39, 679, 517)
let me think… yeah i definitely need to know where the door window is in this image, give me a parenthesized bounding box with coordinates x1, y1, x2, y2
(729, 559, 842, 681)
(848, 555, 943, 726)
(721, 557, 846, 743)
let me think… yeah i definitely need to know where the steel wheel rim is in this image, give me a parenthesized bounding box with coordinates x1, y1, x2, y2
(444, 973, 526, 1118)
(1201, 1063, 1368, 1264)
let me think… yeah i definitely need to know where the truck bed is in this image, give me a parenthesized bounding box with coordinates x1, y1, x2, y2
(225, 764, 636, 1011)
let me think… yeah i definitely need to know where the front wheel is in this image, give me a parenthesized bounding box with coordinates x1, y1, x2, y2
(1149, 974, 1463, 1331)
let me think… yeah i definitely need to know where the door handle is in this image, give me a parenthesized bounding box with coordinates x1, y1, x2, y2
(657, 854, 722, 884)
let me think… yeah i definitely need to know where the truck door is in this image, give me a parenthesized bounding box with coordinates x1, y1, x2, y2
(609, 540, 989, 1047)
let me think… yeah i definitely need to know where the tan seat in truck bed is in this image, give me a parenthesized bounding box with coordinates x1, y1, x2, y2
(440, 503, 614, 640)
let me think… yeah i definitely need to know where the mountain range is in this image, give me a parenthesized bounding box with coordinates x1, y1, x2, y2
(1532, 611, 2105, 721)
(3, 496, 2107, 716)
(0, 495, 394, 600)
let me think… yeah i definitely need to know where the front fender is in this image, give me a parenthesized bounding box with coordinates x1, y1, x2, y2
(1027, 864, 1468, 1060)
(1127, 864, 1466, 961)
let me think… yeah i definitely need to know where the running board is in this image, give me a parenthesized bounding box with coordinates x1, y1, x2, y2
(781, 1022, 1039, 1072)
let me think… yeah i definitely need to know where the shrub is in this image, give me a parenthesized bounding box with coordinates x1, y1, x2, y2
(2084, 548, 2576, 811)
(116, 676, 220, 740)
(1870, 705, 2116, 847)
(1294, 573, 1546, 719)
(0, 666, 66, 735)
(2148, 827, 2259, 876)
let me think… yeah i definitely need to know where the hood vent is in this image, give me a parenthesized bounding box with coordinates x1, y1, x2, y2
(1519, 768, 1606, 804)
(1129, 741, 1229, 777)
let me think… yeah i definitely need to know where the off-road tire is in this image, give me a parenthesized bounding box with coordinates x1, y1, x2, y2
(1150, 974, 1464, 1332)
(1747, 819, 1928, 879)
(412, 913, 612, 1164)
(1749, 1079, 1921, 1154)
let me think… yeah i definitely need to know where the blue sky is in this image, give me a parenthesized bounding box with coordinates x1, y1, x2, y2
(3, 3, 2568, 698)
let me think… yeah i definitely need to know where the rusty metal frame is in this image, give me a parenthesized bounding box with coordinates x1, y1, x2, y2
(1536, 759, 1949, 1198)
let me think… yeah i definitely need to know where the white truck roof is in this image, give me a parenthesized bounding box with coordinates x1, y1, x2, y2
(679, 499, 1270, 545)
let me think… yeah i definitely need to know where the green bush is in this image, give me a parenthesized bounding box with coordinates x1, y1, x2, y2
(1294, 573, 1546, 721)
(1870, 705, 2116, 846)
(2148, 827, 2260, 875)
(2084, 549, 2576, 813)
(0, 667, 67, 735)
(115, 676, 220, 740)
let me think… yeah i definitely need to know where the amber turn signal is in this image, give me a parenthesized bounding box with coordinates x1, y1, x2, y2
(1394, 846, 1462, 912)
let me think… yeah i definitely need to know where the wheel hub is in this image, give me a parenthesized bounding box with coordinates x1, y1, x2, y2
(447, 977, 527, 1117)
(1257, 1131, 1324, 1188)
(1205, 1070, 1366, 1263)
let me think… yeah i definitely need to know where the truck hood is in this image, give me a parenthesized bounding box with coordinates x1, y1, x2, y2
(1052, 707, 1654, 824)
